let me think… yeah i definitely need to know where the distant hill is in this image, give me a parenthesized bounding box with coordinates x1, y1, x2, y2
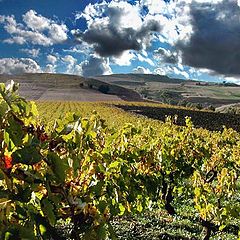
(93, 73, 187, 84)
(0, 73, 142, 101)
(1, 73, 240, 108)
(94, 74, 240, 108)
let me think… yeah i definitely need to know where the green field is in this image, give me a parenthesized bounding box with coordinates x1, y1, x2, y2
(35, 101, 240, 239)
(36, 101, 164, 129)
(1, 83, 240, 240)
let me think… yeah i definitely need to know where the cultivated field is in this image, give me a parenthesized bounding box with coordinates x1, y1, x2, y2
(116, 103, 240, 132)
(1, 76, 240, 240)
(36, 100, 240, 132)
(35, 100, 240, 240)
(2, 73, 240, 109)
(0, 73, 139, 101)
(95, 74, 240, 107)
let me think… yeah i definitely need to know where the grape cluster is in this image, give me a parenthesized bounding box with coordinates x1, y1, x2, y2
(25, 124, 49, 142)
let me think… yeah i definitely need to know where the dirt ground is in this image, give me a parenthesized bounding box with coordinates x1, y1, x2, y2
(20, 87, 121, 101)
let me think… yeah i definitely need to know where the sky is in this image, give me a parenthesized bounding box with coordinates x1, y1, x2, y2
(1, 0, 240, 83)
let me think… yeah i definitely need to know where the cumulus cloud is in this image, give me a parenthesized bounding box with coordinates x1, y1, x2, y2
(45, 64, 56, 73)
(141, 0, 194, 45)
(154, 64, 189, 79)
(62, 55, 76, 64)
(154, 47, 178, 64)
(45, 54, 58, 73)
(112, 50, 136, 66)
(136, 53, 155, 66)
(0, 10, 68, 46)
(133, 66, 151, 74)
(62, 55, 77, 73)
(21, 48, 40, 58)
(79, 56, 112, 77)
(225, 76, 240, 84)
(0, 58, 41, 74)
(176, 0, 240, 76)
(59, 54, 112, 77)
(63, 42, 92, 55)
(47, 54, 58, 64)
(138, 0, 240, 78)
(73, 1, 161, 57)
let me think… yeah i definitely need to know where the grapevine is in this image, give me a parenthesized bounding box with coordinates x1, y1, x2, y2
(0, 81, 240, 239)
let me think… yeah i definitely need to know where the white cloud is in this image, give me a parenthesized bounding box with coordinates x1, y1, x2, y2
(0, 16, 5, 23)
(108, 1, 142, 30)
(137, 53, 155, 66)
(46, 55, 58, 73)
(142, 0, 169, 15)
(79, 0, 142, 30)
(4, 36, 26, 45)
(61, 54, 112, 77)
(62, 54, 76, 66)
(72, 64, 83, 76)
(48, 23, 68, 43)
(45, 64, 56, 73)
(76, 1, 106, 24)
(79, 56, 112, 77)
(63, 42, 93, 56)
(133, 66, 151, 74)
(112, 50, 135, 66)
(62, 55, 76, 64)
(154, 64, 189, 79)
(21, 48, 40, 58)
(172, 66, 190, 79)
(0, 58, 41, 74)
(140, 0, 193, 45)
(62, 55, 77, 74)
(77, 0, 143, 30)
(23, 9, 50, 31)
(154, 47, 179, 64)
(73, 0, 161, 57)
(47, 54, 57, 64)
(0, 10, 68, 46)
(224, 76, 240, 84)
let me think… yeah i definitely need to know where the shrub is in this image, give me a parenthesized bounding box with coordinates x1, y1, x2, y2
(98, 85, 110, 94)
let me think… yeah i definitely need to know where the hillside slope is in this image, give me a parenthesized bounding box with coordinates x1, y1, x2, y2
(95, 74, 240, 108)
(0, 73, 142, 101)
(1, 73, 240, 108)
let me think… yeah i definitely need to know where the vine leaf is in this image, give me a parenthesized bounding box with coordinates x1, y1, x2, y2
(47, 152, 68, 183)
(12, 146, 42, 165)
(41, 198, 56, 226)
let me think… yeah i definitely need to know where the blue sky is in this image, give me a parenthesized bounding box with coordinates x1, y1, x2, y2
(0, 0, 240, 83)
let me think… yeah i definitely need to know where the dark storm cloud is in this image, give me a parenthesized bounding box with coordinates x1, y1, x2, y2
(177, 0, 240, 76)
(73, 20, 161, 57)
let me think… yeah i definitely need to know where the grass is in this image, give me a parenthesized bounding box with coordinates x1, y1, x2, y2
(111, 210, 238, 240)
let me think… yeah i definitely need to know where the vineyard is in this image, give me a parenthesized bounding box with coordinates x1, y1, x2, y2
(0, 81, 240, 240)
